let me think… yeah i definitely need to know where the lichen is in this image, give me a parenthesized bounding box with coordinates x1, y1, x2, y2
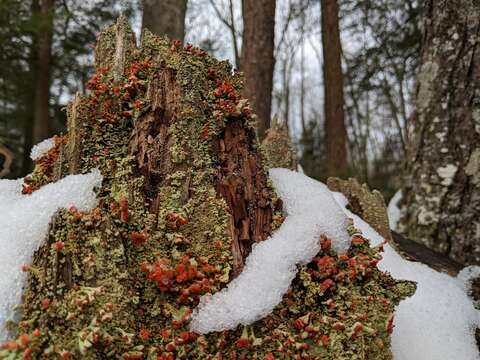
(326, 178, 392, 241)
(261, 119, 297, 170)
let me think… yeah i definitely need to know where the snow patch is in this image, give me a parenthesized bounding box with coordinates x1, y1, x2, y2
(189, 168, 350, 333)
(30, 138, 55, 161)
(387, 190, 402, 230)
(0, 169, 102, 341)
(332, 192, 480, 360)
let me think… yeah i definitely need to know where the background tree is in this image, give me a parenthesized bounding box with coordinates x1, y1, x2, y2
(241, 0, 276, 140)
(141, 0, 188, 41)
(340, 0, 422, 197)
(400, 0, 480, 265)
(32, 0, 54, 145)
(320, 0, 348, 178)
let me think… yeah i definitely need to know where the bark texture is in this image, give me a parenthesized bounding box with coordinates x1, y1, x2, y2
(240, 0, 276, 140)
(321, 0, 348, 178)
(141, 0, 187, 42)
(400, 0, 480, 265)
(32, 0, 54, 144)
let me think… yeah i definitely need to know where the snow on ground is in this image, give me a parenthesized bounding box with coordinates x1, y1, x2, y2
(29, 137, 55, 161)
(190, 168, 351, 333)
(387, 190, 402, 230)
(1, 163, 479, 359)
(332, 191, 480, 360)
(192, 169, 480, 359)
(0, 169, 102, 342)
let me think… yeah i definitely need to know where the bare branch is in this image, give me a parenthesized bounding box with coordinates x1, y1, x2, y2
(208, 0, 240, 67)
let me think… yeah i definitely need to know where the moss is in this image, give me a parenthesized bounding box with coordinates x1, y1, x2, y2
(1, 20, 414, 360)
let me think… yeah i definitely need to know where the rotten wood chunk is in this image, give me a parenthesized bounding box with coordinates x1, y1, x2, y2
(129, 68, 181, 213)
(214, 119, 274, 275)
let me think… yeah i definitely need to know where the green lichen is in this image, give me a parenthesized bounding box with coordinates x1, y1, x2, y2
(261, 119, 298, 170)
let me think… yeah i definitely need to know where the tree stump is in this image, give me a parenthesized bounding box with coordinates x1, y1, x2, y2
(0, 17, 414, 360)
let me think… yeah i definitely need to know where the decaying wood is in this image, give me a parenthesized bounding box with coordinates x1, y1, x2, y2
(129, 71, 278, 275)
(130, 68, 181, 214)
(94, 15, 135, 72)
(66, 93, 82, 175)
(214, 119, 280, 275)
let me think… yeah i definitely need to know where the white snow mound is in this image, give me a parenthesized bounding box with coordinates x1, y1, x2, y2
(332, 191, 480, 360)
(0, 169, 102, 341)
(30, 137, 55, 161)
(189, 168, 351, 333)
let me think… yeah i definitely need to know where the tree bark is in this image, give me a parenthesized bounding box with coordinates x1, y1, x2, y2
(141, 0, 187, 42)
(32, 0, 54, 144)
(400, 0, 480, 265)
(240, 0, 276, 140)
(321, 0, 348, 178)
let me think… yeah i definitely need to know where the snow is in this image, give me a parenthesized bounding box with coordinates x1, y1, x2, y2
(192, 169, 480, 360)
(189, 168, 351, 333)
(0, 162, 478, 359)
(30, 137, 55, 161)
(332, 191, 480, 360)
(0, 169, 102, 341)
(387, 190, 402, 230)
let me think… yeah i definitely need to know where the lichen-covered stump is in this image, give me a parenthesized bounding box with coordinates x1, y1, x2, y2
(1, 17, 414, 360)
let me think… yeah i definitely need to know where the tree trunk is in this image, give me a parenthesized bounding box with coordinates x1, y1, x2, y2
(2, 18, 414, 360)
(141, 0, 187, 42)
(400, 0, 480, 265)
(240, 0, 276, 140)
(32, 0, 54, 144)
(321, 0, 348, 178)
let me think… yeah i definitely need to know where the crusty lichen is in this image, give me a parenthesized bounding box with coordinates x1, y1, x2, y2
(261, 119, 298, 170)
(1, 19, 414, 360)
(327, 177, 392, 241)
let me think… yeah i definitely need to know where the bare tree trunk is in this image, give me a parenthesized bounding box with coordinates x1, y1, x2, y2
(400, 0, 480, 265)
(32, 0, 54, 144)
(300, 9, 306, 136)
(241, 0, 276, 140)
(141, 0, 187, 42)
(321, 0, 348, 177)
